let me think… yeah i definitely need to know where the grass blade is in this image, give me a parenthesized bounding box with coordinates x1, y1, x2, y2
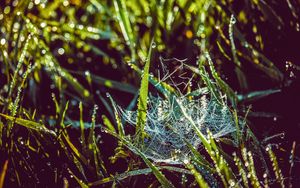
(0, 113, 55, 136)
(0, 160, 8, 188)
(79, 102, 86, 147)
(114, 0, 136, 61)
(266, 145, 285, 188)
(184, 161, 210, 188)
(89, 166, 190, 186)
(237, 89, 281, 102)
(102, 127, 175, 188)
(107, 94, 125, 136)
(205, 52, 238, 108)
(135, 39, 154, 146)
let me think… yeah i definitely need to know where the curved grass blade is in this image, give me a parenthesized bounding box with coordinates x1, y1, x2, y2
(228, 15, 248, 91)
(232, 25, 283, 82)
(90, 73, 138, 94)
(0, 113, 56, 136)
(205, 52, 238, 108)
(102, 115, 116, 133)
(102, 127, 175, 188)
(107, 94, 125, 136)
(67, 70, 138, 94)
(60, 132, 89, 167)
(186, 62, 222, 105)
(87, 105, 107, 178)
(237, 89, 281, 103)
(9, 34, 31, 96)
(89, 166, 190, 186)
(68, 169, 89, 188)
(126, 59, 176, 98)
(184, 139, 215, 174)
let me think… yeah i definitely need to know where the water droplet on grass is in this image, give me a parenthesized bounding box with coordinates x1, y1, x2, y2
(40, 22, 47, 28)
(263, 173, 267, 178)
(151, 42, 156, 48)
(0, 38, 6, 45)
(230, 15, 236, 24)
(58, 48, 65, 55)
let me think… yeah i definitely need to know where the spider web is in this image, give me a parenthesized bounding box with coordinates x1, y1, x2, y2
(117, 57, 237, 164)
(118, 95, 236, 164)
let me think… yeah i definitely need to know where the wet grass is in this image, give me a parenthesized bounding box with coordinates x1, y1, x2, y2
(0, 0, 300, 187)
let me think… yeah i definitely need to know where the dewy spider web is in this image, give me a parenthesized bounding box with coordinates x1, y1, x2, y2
(117, 57, 237, 164)
(118, 95, 236, 164)
(156, 57, 195, 95)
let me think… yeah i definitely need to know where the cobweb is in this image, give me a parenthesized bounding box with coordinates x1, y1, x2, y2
(117, 57, 237, 164)
(118, 95, 237, 164)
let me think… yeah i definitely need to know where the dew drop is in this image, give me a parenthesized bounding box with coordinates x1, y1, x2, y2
(41, 49, 46, 55)
(229, 180, 235, 187)
(245, 162, 249, 167)
(58, 48, 65, 55)
(63, 0, 69, 6)
(263, 173, 267, 178)
(183, 158, 189, 164)
(230, 15, 236, 24)
(151, 42, 157, 48)
(40, 22, 47, 28)
(0, 38, 6, 45)
(34, 0, 40, 5)
(52, 26, 58, 32)
(85, 71, 90, 76)
(181, 174, 187, 183)
(78, 25, 84, 30)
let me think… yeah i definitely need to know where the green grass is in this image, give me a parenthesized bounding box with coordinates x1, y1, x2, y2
(0, 0, 298, 187)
